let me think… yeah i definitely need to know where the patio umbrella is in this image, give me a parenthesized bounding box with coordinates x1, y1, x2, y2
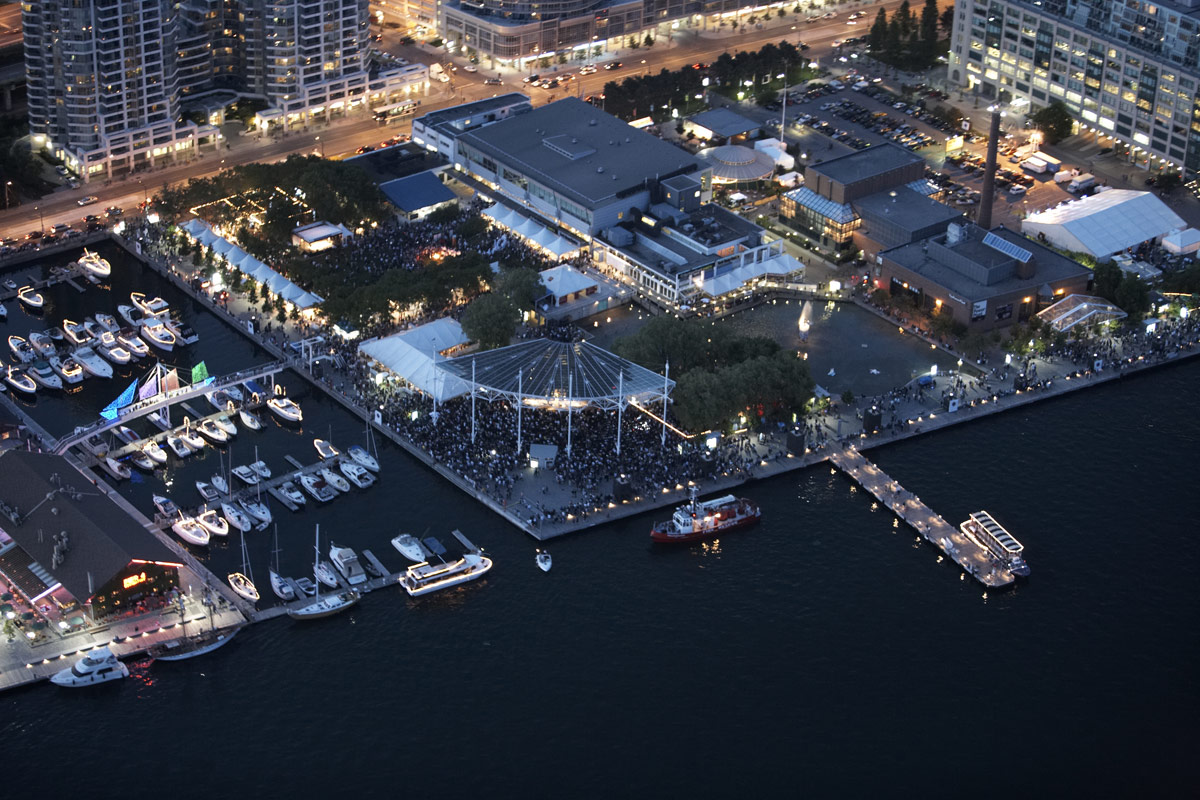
(1, 592, 12, 601)
(0, 604, 12, 615)
(20, 611, 33, 621)
(68, 616, 84, 627)
(31, 621, 46, 631)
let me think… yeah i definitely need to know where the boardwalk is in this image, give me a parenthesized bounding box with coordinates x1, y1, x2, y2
(829, 446, 1014, 589)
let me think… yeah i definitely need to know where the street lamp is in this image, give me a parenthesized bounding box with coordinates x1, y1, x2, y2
(315, 135, 325, 158)
(137, 178, 147, 208)
(34, 205, 43, 234)
(3, 181, 11, 210)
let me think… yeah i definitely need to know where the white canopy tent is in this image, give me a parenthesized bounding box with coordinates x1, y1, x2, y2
(698, 250, 804, 297)
(1163, 228, 1200, 254)
(180, 218, 325, 309)
(358, 318, 472, 402)
(481, 203, 580, 260)
(1021, 190, 1185, 261)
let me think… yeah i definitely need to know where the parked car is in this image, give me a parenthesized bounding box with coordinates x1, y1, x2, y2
(462, 64, 477, 72)
(484, 77, 503, 85)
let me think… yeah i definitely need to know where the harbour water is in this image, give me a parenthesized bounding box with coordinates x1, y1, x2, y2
(1, 245, 1197, 795)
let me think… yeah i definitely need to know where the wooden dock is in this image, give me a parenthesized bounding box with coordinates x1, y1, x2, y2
(828, 446, 1014, 589)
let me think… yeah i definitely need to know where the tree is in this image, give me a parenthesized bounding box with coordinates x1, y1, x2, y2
(940, 5, 955, 35)
(896, 0, 913, 37)
(1092, 261, 1123, 302)
(1115, 273, 1150, 318)
(920, 0, 939, 42)
(869, 8, 889, 53)
(1157, 173, 1182, 193)
(496, 268, 546, 311)
(840, 389, 855, 405)
(643, 33, 654, 48)
(1031, 101, 1075, 144)
(886, 16, 904, 56)
(461, 292, 519, 350)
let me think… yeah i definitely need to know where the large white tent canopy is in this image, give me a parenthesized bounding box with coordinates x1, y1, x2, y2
(358, 318, 472, 402)
(1021, 189, 1185, 261)
(698, 250, 804, 297)
(180, 218, 325, 309)
(1163, 227, 1200, 254)
(482, 203, 581, 260)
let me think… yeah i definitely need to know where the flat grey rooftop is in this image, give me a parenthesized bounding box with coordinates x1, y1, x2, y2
(853, 186, 963, 232)
(687, 107, 761, 137)
(415, 93, 530, 130)
(809, 142, 924, 185)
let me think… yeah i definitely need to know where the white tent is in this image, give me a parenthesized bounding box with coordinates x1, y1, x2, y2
(1163, 228, 1200, 254)
(181, 219, 206, 236)
(483, 204, 516, 228)
(540, 264, 597, 302)
(224, 247, 251, 267)
(1021, 189, 1185, 261)
(196, 229, 220, 247)
(699, 251, 803, 297)
(358, 318, 471, 402)
(212, 238, 235, 256)
(295, 291, 324, 309)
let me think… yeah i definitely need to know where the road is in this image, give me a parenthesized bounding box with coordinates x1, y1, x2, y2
(0, 2, 21, 52)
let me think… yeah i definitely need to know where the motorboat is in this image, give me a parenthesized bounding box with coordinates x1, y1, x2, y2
(8, 335, 35, 363)
(139, 318, 176, 351)
(82, 434, 108, 457)
(339, 461, 375, 489)
(650, 487, 762, 544)
(130, 452, 156, 471)
(177, 427, 205, 452)
(207, 389, 237, 411)
(96, 332, 132, 365)
(399, 552, 493, 597)
(238, 409, 262, 431)
(115, 425, 139, 444)
(227, 571, 259, 602)
(211, 473, 229, 495)
(163, 316, 199, 346)
(16, 286, 44, 310)
(221, 501, 252, 533)
(172, 515, 211, 546)
(142, 439, 168, 464)
(320, 467, 351, 494)
(116, 328, 149, 357)
(314, 439, 339, 460)
(131, 291, 169, 317)
(49, 354, 84, 384)
(73, 346, 113, 379)
(249, 460, 271, 479)
(197, 418, 228, 444)
(231, 465, 259, 485)
(165, 434, 192, 458)
(0, 302, 5, 321)
(267, 396, 302, 424)
(46, 326, 65, 342)
(241, 499, 272, 526)
(279, 480, 305, 506)
(223, 385, 245, 403)
(3, 278, 17, 292)
(29, 360, 63, 390)
(197, 508, 229, 537)
(4, 365, 36, 395)
(28, 331, 57, 358)
(195, 480, 220, 503)
(50, 647, 128, 687)
(95, 312, 120, 333)
(536, 550, 553, 572)
(149, 626, 240, 661)
(62, 319, 92, 346)
(76, 249, 111, 278)
(299, 473, 337, 503)
(100, 456, 131, 481)
(214, 413, 237, 437)
(116, 304, 146, 328)
(347, 444, 380, 473)
(152, 494, 180, 517)
(329, 543, 368, 586)
(315, 561, 340, 589)
(294, 577, 317, 597)
(390, 534, 426, 563)
(83, 318, 105, 341)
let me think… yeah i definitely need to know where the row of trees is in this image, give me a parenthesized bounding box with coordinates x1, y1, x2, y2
(867, 0, 951, 72)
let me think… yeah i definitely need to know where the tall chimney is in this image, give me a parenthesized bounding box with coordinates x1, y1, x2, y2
(977, 109, 1002, 230)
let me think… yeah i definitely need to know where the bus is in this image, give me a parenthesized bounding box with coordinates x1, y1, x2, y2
(373, 100, 419, 123)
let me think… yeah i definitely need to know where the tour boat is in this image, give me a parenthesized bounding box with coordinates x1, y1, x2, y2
(62, 319, 92, 346)
(73, 346, 113, 379)
(197, 418, 228, 444)
(313, 439, 339, 460)
(100, 456, 131, 481)
(50, 354, 84, 384)
(315, 560, 340, 589)
(299, 473, 337, 503)
(149, 626, 239, 661)
(165, 434, 192, 458)
(347, 444, 380, 473)
(249, 460, 271, 479)
(242, 498, 272, 526)
(339, 461, 375, 489)
(131, 291, 169, 317)
(76, 249, 111, 279)
(29, 360, 63, 390)
(399, 551, 493, 597)
(50, 647, 128, 687)
(650, 487, 761, 544)
(536, 550, 553, 572)
(130, 452, 156, 471)
(116, 328, 149, 357)
(279, 480, 306, 506)
(178, 427, 206, 452)
(172, 515, 211, 546)
(197, 508, 229, 538)
(16, 286, 44, 310)
(211, 473, 229, 496)
(96, 331, 132, 365)
(195, 480, 220, 503)
(8, 335, 35, 363)
(960, 511, 1031, 578)
(319, 467, 351, 494)
(116, 304, 146, 328)
(329, 543, 368, 586)
(214, 413, 237, 437)
(239, 409, 262, 431)
(142, 439, 168, 464)
(390, 534, 426, 563)
(163, 316, 199, 346)
(232, 465, 259, 485)
(95, 312, 120, 333)
(4, 365, 37, 395)
(220, 501, 253, 533)
(140, 318, 176, 352)
(267, 396, 303, 424)
(115, 425, 139, 444)
(153, 495, 180, 517)
(28, 331, 57, 358)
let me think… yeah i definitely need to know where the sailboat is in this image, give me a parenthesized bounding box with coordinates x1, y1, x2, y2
(149, 594, 241, 661)
(227, 530, 259, 602)
(269, 525, 294, 601)
(288, 524, 360, 620)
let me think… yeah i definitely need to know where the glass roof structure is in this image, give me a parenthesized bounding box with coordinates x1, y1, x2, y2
(1036, 294, 1128, 332)
(782, 186, 857, 224)
(438, 339, 673, 409)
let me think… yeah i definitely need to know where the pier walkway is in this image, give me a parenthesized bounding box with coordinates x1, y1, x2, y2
(828, 446, 1014, 588)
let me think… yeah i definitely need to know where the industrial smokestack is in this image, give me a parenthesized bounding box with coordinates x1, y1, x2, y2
(976, 109, 1002, 230)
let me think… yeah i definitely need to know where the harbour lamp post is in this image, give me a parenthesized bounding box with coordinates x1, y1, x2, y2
(3, 181, 11, 209)
(34, 205, 43, 234)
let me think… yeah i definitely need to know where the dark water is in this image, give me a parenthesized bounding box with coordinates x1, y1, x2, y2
(2, 247, 1198, 797)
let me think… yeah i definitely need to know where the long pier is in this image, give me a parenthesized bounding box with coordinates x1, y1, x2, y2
(828, 446, 1014, 588)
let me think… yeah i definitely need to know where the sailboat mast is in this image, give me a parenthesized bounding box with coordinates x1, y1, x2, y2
(313, 524, 321, 600)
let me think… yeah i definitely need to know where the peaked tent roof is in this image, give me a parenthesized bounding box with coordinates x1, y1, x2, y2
(540, 264, 597, 298)
(1021, 189, 1185, 258)
(358, 318, 472, 402)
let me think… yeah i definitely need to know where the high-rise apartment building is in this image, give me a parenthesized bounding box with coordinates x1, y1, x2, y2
(948, 0, 1200, 174)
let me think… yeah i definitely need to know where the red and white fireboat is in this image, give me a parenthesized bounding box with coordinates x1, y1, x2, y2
(650, 486, 761, 544)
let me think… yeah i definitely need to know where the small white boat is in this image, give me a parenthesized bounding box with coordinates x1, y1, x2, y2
(95, 312, 119, 333)
(280, 480, 306, 506)
(4, 365, 37, 395)
(299, 473, 337, 503)
(28, 331, 57, 358)
(347, 445, 380, 473)
(320, 467, 351, 493)
(114, 425, 139, 444)
(211, 474, 229, 495)
(153, 495, 180, 517)
(165, 434, 192, 458)
(116, 328, 149, 356)
(329, 543, 367, 586)
(221, 501, 253, 533)
(140, 318, 176, 351)
(242, 499, 272, 526)
(197, 418, 228, 443)
(46, 326, 65, 342)
(29, 360, 63, 390)
(100, 456, 131, 481)
(238, 409, 262, 431)
(83, 318, 105, 341)
(163, 317, 199, 346)
(315, 561, 340, 589)
(270, 571, 295, 601)
(228, 571, 259, 602)
(207, 389, 237, 411)
(314, 439, 339, 460)
(77, 249, 111, 278)
(249, 460, 271, 479)
(197, 508, 229, 537)
(49, 354, 84, 384)
(130, 452, 156, 471)
(8, 335, 35, 363)
(231, 465, 259, 485)
(294, 577, 317, 597)
(214, 413, 237, 436)
(0, 303, 5, 320)
(62, 319, 92, 346)
(339, 461, 375, 489)
(50, 647, 128, 687)
(267, 396, 302, 423)
(172, 515, 211, 546)
(16, 286, 44, 310)
(73, 346, 113, 379)
(178, 427, 205, 451)
(131, 291, 169, 317)
(142, 439, 168, 464)
(195, 480, 220, 503)
(391, 534, 426, 563)
(96, 332, 132, 365)
(116, 304, 146, 328)
(536, 550, 553, 572)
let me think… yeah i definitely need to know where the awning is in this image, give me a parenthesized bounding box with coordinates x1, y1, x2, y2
(212, 239, 234, 256)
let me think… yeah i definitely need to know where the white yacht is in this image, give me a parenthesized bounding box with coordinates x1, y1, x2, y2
(279, 480, 305, 506)
(83, 318, 105, 341)
(390, 534, 427, 563)
(249, 460, 271, 479)
(172, 516, 211, 546)
(4, 366, 36, 395)
(152, 495, 180, 517)
(231, 465, 259, 485)
(49, 354, 84, 384)
(314, 439, 339, 460)
(214, 413, 237, 436)
(76, 249, 111, 279)
(96, 332, 133, 365)
(131, 291, 169, 317)
(196, 418, 228, 443)
(100, 456, 131, 481)
(267, 396, 303, 424)
(95, 312, 120, 333)
(536, 550, 553, 572)
(270, 571, 295, 601)
(339, 461, 375, 489)
(116, 304, 146, 328)
(320, 467, 350, 493)
(8, 335, 36, 363)
(163, 316, 199, 346)
(228, 532, 259, 602)
(116, 328, 149, 357)
(29, 360, 63, 390)
(220, 501, 253, 533)
(196, 508, 229, 538)
(165, 434, 193, 458)
(178, 427, 206, 452)
(50, 647, 128, 687)
(73, 346, 113, 379)
(16, 286, 44, 310)
(129, 452, 156, 472)
(211, 473, 229, 495)
(299, 473, 337, 503)
(238, 409, 262, 431)
(195, 480, 220, 503)
(315, 561, 340, 589)
(241, 498, 272, 526)
(329, 543, 368, 586)
(400, 552, 493, 597)
(142, 439, 168, 464)
(347, 445, 380, 473)
(62, 319, 92, 346)
(140, 318, 176, 352)
(28, 331, 57, 358)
